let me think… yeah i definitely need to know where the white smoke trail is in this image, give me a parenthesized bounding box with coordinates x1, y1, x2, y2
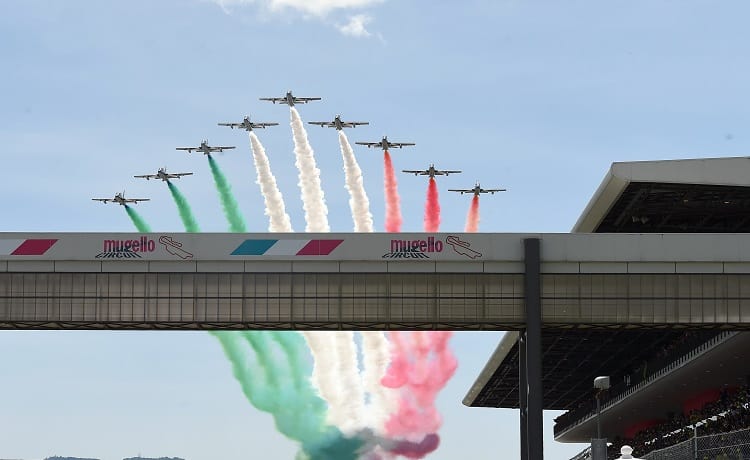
(301, 332, 345, 426)
(338, 131, 374, 232)
(248, 132, 293, 232)
(304, 331, 394, 437)
(332, 331, 366, 435)
(289, 107, 329, 232)
(361, 331, 397, 434)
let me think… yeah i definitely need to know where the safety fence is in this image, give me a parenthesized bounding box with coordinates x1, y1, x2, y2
(569, 428, 750, 460)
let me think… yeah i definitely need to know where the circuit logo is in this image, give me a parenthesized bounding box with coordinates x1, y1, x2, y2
(96, 236, 156, 259)
(383, 237, 444, 259)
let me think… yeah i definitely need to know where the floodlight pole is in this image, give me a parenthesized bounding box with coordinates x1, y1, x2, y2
(591, 376, 610, 460)
(596, 392, 602, 439)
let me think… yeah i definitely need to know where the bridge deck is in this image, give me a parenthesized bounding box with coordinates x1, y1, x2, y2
(2, 233, 750, 330)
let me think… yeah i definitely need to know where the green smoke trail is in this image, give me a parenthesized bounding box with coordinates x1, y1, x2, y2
(212, 331, 364, 460)
(207, 155, 247, 232)
(124, 205, 151, 232)
(166, 181, 200, 232)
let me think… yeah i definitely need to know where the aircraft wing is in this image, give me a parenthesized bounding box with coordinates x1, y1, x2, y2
(92, 198, 111, 203)
(218, 122, 242, 129)
(295, 97, 321, 104)
(176, 147, 196, 152)
(133, 174, 158, 180)
(390, 142, 416, 148)
(402, 170, 428, 175)
(214, 146, 236, 152)
(483, 188, 507, 193)
(343, 122, 369, 128)
(355, 142, 379, 148)
(125, 198, 150, 203)
(448, 189, 472, 194)
(255, 122, 278, 128)
(168, 172, 193, 179)
(308, 121, 332, 128)
(440, 170, 462, 175)
(259, 97, 285, 104)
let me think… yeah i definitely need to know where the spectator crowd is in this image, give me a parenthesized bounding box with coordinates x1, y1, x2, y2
(607, 384, 750, 459)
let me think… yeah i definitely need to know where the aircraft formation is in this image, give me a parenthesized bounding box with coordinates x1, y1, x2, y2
(92, 89, 506, 210)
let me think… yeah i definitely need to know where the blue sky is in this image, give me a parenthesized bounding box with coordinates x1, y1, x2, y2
(1, 0, 750, 458)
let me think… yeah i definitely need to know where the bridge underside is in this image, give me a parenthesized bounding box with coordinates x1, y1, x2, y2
(3, 271, 750, 330)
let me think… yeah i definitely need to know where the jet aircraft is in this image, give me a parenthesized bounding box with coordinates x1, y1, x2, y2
(308, 114, 369, 130)
(134, 168, 193, 182)
(403, 164, 462, 178)
(355, 136, 415, 150)
(92, 192, 149, 205)
(218, 116, 278, 131)
(259, 90, 321, 107)
(176, 140, 235, 155)
(449, 182, 506, 196)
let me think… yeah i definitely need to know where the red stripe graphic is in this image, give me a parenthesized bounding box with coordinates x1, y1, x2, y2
(296, 239, 344, 256)
(11, 239, 58, 256)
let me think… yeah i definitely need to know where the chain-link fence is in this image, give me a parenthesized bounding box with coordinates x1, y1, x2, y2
(641, 427, 750, 460)
(642, 437, 694, 459)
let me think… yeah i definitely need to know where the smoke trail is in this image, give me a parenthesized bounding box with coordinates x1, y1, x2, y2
(302, 332, 344, 426)
(167, 181, 200, 232)
(332, 331, 366, 435)
(361, 331, 398, 434)
(383, 151, 402, 232)
(389, 434, 440, 459)
(249, 132, 293, 232)
(381, 331, 457, 457)
(423, 178, 441, 232)
(338, 131, 374, 232)
(380, 331, 410, 389)
(290, 107, 329, 232)
(207, 155, 247, 232)
(465, 195, 480, 232)
(213, 331, 364, 460)
(124, 205, 151, 232)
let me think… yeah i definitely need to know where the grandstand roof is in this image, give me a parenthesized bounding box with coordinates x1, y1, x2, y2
(464, 156, 750, 440)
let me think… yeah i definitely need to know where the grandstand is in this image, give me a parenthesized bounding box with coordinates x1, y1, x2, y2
(463, 157, 750, 459)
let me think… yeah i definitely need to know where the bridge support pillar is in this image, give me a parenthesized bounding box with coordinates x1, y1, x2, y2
(521, 238, 544, 460)
(519, 330, 528, 460)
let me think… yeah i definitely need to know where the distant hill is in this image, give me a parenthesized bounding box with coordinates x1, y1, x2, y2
(123, 458, 185, 460)
(45, 457, 100, 460)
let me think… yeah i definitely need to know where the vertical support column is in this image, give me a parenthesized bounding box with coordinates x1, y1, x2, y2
(519, 330, 529, 460)
(524, 238, 544, 460)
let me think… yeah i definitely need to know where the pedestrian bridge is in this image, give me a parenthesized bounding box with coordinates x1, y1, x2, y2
(2, 232, 750, 330)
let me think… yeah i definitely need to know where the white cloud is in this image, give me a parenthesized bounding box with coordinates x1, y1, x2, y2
(337, 14, 372, 37)
(213, 0, 383, 17)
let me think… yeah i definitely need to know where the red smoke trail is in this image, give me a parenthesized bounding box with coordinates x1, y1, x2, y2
(423, 178, 440, 232)
(383, 151, 402, 232)
(380, 331, 457, 458)
(390, 433, 440, 458)
(464, 195, 480, 232)
(381, 331, 409, 389)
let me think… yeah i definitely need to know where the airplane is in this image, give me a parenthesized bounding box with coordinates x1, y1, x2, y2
(355, 136, 415, 150)
(448, 182, 506, 196)
(217, 116, 279, 132)
(175, 140, 235, 155)
(92, 192, 149, 205)
(259, 90, 321, 107)
(134, 168, 193, 182)
(403, 164, 462, 178)
(307, 114, 369, 130)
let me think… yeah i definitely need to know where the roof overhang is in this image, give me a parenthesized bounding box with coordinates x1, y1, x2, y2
(573, 156, 750, 232)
